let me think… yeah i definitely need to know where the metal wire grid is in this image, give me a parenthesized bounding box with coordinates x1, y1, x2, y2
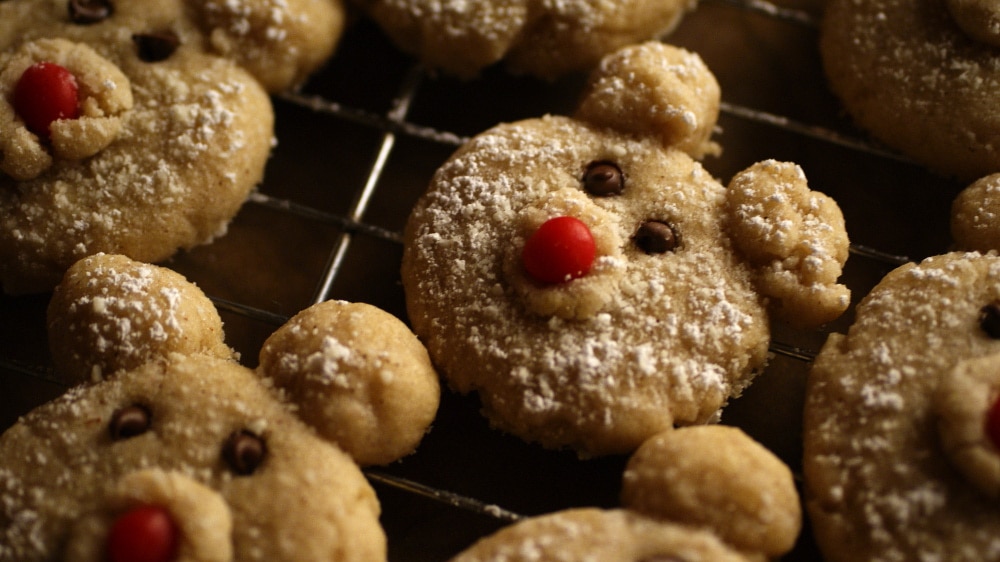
(0, 0, 970, 560)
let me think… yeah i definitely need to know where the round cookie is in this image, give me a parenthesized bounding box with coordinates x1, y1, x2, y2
(402, 41, 851, 456)
(448, 425, 801, 562)
(820, 0, 1000, 181)
(0, 0, 345, 294)
(351, 0, 697, 78)
(803, 252, 1000, 562)
(2, 254, 441, 560)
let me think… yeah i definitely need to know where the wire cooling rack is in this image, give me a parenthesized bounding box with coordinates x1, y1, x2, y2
(0, 1, 969, 560)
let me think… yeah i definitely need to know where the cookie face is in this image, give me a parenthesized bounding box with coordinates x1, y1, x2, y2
(803, 252, 1000, 562)
(352, 0, 697, 78)
(403, 117, 769, 455)
(402, 43, 850, 456)
(820, 0, 1000, 180)
(0, 0, 345, 294)
(0, 356, 386, 562)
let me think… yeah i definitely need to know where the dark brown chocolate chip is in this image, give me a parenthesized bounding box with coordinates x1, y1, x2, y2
(109, 405, 151, 440)
(582, 161, 624, 196)
(634, 220, 679, 254)
(223, 430, 267, 475)
(980, 302, 1000, 339)
(68, 0, 113, 24)
(133, 31, 180, 62)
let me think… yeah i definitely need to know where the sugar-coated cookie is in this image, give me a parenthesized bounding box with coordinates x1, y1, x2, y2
(402, 41, 851, 456)
(449, 425, 801, 562)
(803, 252, 1000, 562)
(1, 253, 440, 560)
(820, 0, 1000, 181)
(0, 0, 345, 294)
(351, 0, 697, 78)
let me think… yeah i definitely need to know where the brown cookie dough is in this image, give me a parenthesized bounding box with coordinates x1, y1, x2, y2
(449, 426, 800, 562)
(351, 0, 698, 78)
(803, 252, 1000, 562)
(402, 42, 850, 456)
(820, 0, 1000, 180)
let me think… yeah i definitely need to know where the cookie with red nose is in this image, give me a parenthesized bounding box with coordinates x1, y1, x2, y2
(0, 253, 441, 561)
(0, 0, 345, 294)
(803, 252, 1000, 562)
(401, 41, 851, 457)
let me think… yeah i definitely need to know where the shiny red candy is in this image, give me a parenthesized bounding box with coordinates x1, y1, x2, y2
(13, 62, 80, 139)
(107, 505, 180, 562)
(522, 216, 596, 284)
(987, 395, 1000, 452)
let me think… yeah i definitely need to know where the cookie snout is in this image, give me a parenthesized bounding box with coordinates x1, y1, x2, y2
(106, 505, 180, 562)
(504, 189, 625, 320)
(522, 216, 597, 284)
(65, 470, 234, 562)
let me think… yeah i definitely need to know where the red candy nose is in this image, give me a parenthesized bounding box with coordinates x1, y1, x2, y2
(13, 61, 80, 139)
(107, 505, 180, 562)
(522, 216, 596, 284)
(987, 395, 1000, 452)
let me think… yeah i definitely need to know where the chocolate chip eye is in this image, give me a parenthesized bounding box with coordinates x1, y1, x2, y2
(583, 161, 624, 196)
(109, 405, 151, 440)
(68, 0, 113, 24)
(133, 31, 180, 62)
(634, 220, 679, 254)
(223, 430, 267, 476)
(980, 302, 1000, 339)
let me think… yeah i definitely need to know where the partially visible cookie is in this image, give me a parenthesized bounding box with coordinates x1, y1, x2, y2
(449, 425, 801, 562)
(820, 0, 1000, 180)
(351, 0, 697, 78)
(803, 252, 1000, 562)
(0, 0, 346, 293)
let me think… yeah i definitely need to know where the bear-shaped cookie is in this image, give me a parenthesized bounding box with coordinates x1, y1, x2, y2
(0, 253, 441, 561)
(820, 0, 1000, 181)
(401, 41, 851, 457)
(350, 0, 697, 79)
(448, 425, 802, 562)
(803, 252, 1000, 562)
(0, 0, 345, 294)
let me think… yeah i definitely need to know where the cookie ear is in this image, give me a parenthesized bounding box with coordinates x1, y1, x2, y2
(258, 300, 440, 466)
(46, 253, 234, 384)
(951, 173, 1000, 252)
(621, 425, 802, 560)
(725, 160, 851, 328)
(574, 41, 721, 159)
(945, 0, 1000, 47)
